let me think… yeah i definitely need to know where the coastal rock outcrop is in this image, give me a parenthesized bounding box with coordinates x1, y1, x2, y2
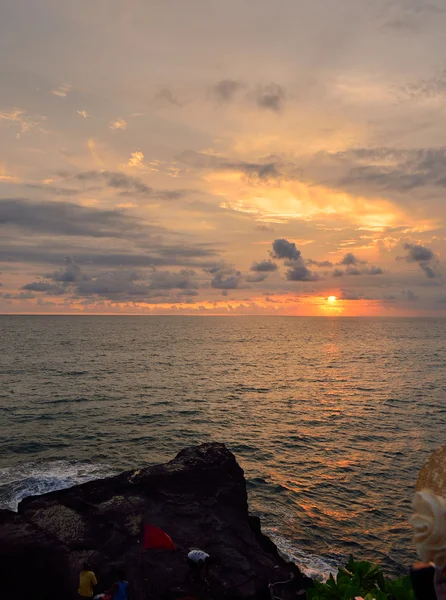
(0, 442, 312, 600)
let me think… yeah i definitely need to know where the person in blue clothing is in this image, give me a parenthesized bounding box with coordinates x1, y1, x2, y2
(112, 571, 128, 600)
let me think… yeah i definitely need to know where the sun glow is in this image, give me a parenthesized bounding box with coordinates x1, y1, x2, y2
(327, 295, 337, 303)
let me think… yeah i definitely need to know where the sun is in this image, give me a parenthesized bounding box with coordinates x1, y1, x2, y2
(327, 295, 337, 303)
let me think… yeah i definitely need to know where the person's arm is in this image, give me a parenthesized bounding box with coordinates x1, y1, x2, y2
(91, 572, 98, 590)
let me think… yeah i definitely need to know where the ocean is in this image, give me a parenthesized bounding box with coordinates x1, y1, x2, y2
(1, 316, 445, 580)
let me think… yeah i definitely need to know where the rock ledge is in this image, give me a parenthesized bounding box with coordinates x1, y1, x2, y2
(0, 442, 311, 599)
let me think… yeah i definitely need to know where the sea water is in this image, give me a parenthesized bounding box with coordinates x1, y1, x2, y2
(1, 316, 445, 579)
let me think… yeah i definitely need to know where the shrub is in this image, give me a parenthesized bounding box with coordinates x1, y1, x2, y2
(307, 555, 415, 600)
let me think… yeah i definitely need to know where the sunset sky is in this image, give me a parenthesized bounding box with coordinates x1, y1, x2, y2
(1, 0, 445, 315)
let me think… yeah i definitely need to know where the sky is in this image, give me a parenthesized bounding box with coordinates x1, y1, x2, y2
(1, 0, 446, 316)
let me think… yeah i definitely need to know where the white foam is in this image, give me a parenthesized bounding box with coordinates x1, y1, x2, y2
(0, 461, 115, 512)
(266, 530, 339, 582)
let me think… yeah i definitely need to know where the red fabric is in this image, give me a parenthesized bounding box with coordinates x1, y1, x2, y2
(143, 524, 176, 550)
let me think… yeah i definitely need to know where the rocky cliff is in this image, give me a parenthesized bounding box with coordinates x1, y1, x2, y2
(0, 442, 312, 600)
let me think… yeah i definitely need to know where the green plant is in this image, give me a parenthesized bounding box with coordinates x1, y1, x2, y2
(306, 556, 415, 600)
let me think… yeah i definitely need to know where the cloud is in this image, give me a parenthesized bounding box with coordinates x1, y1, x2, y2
(332, 261, 383, 277)
(177, 150, 280, 182)
(305, 147, 446, 199)
(365, 266, 384, 275)
(21, 260, 201, 302)
(72, 170, 152, 195)
(420, 262, 438, 279)
(403, 289, 418, 301)
(211, 80, 242, 102)
(245, 273, 268, 283)
(127, 151, 145, 168)
(1, 291, 36, 300)
(148, 269, 198, 290)
(403, 242, 434, 262)
(250, 259, 278, 272)
(269, 238, 319, 281)
(51, 84, 71, 97)
(255, 224, 274, 232)
(25, 184, 81, 197)
(155, 88, 183, 107)
(49, 257, 86, 283)
(109, 118, 127, 130)
(285, 264, 318, 281)
(75, 270, 149, 298)
(401, 242, 441, 278)
(77, 110, 88, 118)
(307, 259, 333, 267)
(271, 238, 301, 261)
(0, 245, 220, 269)
(340, 252, 365, 266)
(250, 83, 285, 112)
(21, 281, 65, 294)
(60, 169, 185, 199)
(209, 265, 241, 289)
(0, 198, 140, 238)
(0, 108, 46, 137)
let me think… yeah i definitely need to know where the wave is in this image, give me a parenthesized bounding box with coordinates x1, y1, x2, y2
(267, 530, 340, 581)
(0, 461, 116, 512)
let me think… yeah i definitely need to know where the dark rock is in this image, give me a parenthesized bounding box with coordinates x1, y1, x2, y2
(0, 442, 312, 600)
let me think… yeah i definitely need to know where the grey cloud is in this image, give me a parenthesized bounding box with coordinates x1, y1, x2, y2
(269, 238, 319, 281)
(337, 254, 383, 275)
(332, 264, 383, 277)
(307, 259, 333, 267)
(177, 151, 222, 169)
(155, 88, 183, 106)
(403, 243, 434, 262)
(401, 242, 441, 278)
(401, 68, 446, 101)
(177, 151, 280, 182)
(311, 147, 446, 196)
(148, 269, 198, 290)
(22, 260, 202, 301)
(340, 252, 365, 266)
(245, 273, 268, 283)
(250, 259, 278, 272)
(285, 264, 318, 282)
(0, 246, 220, 269)
(403, 289, 418, 301)
(21, 281, 65, 294)
(296, 146, 446, 212)
(209, 265, 241, 289)
(345, 267, 362, 276)
(75, 271, 149, 298)
(62, 170, 189, 200)
(420, 263, 438, 278)
(48, 257, 86, 283)
(365, 266, 384, 275)
(71, 171, 152, 195)
(26, 184, 81, 197)
(211, 273, 240, 289)
(1, 291, 36, 300)
(0, 198, 140, 238)
(227, 162, 280, 180)
(255, 224, 274, 232)
(271, 238, 301, 261)
(251, 83, 285, 113)
(212, 80, 242, 102)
